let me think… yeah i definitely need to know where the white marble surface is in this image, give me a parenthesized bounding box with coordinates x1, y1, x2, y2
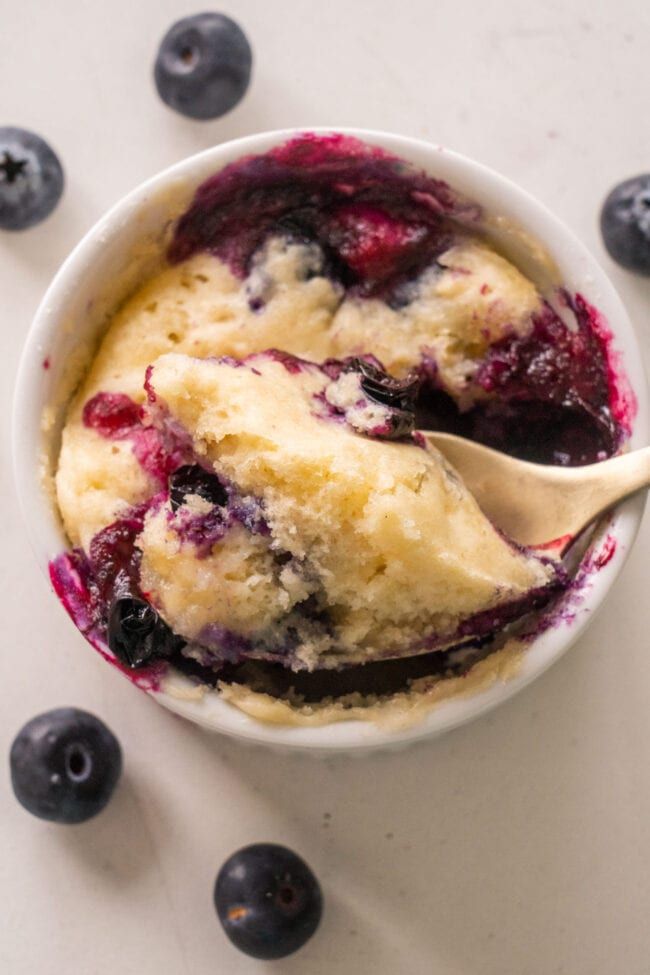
(2, 1, 650, 972)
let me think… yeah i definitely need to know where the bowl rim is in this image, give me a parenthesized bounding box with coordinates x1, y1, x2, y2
(12, 126, 649, 752)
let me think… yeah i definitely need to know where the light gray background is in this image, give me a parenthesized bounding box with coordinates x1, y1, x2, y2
(2, 1, 650, 972)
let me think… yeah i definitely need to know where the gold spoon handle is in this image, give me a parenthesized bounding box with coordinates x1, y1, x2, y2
(554, 446, 650, 536)
(423, 432, 650, 548)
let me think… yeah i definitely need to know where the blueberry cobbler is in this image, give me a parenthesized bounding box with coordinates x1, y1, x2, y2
(50, 134, 635, 727)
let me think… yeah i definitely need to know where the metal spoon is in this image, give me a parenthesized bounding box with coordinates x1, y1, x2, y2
(423, 431, 648, 552)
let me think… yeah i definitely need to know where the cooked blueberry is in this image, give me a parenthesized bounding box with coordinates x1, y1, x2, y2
(82, 391, 141, 438)
(169, 464, 228, 511)
(0, 127, 64, 231)
(326, 204, 430, 285)
(344, 357, 419, 438)
(352, 358, 419, 410)
(9, 708, 121, 823)
(108, 595, 182, 668)
(214, 843, 322, 959)
(154, 13, 252, 120)
(600, 174, 650, 274)
(376, 411, 415, 440)
(275, 210, 318, 243)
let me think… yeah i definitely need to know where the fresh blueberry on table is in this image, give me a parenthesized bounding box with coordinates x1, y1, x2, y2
(214, 843, 323, 959)
(0, 127, 64, 231)
(154, 12, 252, 120)
(9, 708, 122, 823)
(600, 174, 650, 275)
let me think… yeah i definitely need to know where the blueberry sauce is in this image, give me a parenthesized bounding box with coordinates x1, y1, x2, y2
(591, 533, 617, 569)
(52, 499, 156, 630)
(82, 390, 192, 485)
(575, 294, 636, 436)
(88, 506, 149, 604)
(170, 133, 633, 466)
(49, 500, 169, 690)
(83, 392, 141, 439)
(415, 297, 634, 466)
(508, 532, 619, 645)
(168, 133, 474, 298)
(194, 643, 492, 701)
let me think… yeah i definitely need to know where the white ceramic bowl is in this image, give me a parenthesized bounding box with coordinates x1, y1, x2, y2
(12, 127, 648, 753)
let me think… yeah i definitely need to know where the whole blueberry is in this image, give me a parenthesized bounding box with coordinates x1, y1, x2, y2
(352, 357, 418, 439)
(10, 708, 122, 824)
(154, 12, 252, 120)
(169, 464, 228, 512)
(0, 127, 64, 231)
(214, 843, 323, 959)
(108, 595, 183, 669)
(600, 174, 650, 274)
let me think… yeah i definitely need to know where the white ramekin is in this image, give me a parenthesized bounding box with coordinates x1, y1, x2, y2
(12, 127, 648, 753)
